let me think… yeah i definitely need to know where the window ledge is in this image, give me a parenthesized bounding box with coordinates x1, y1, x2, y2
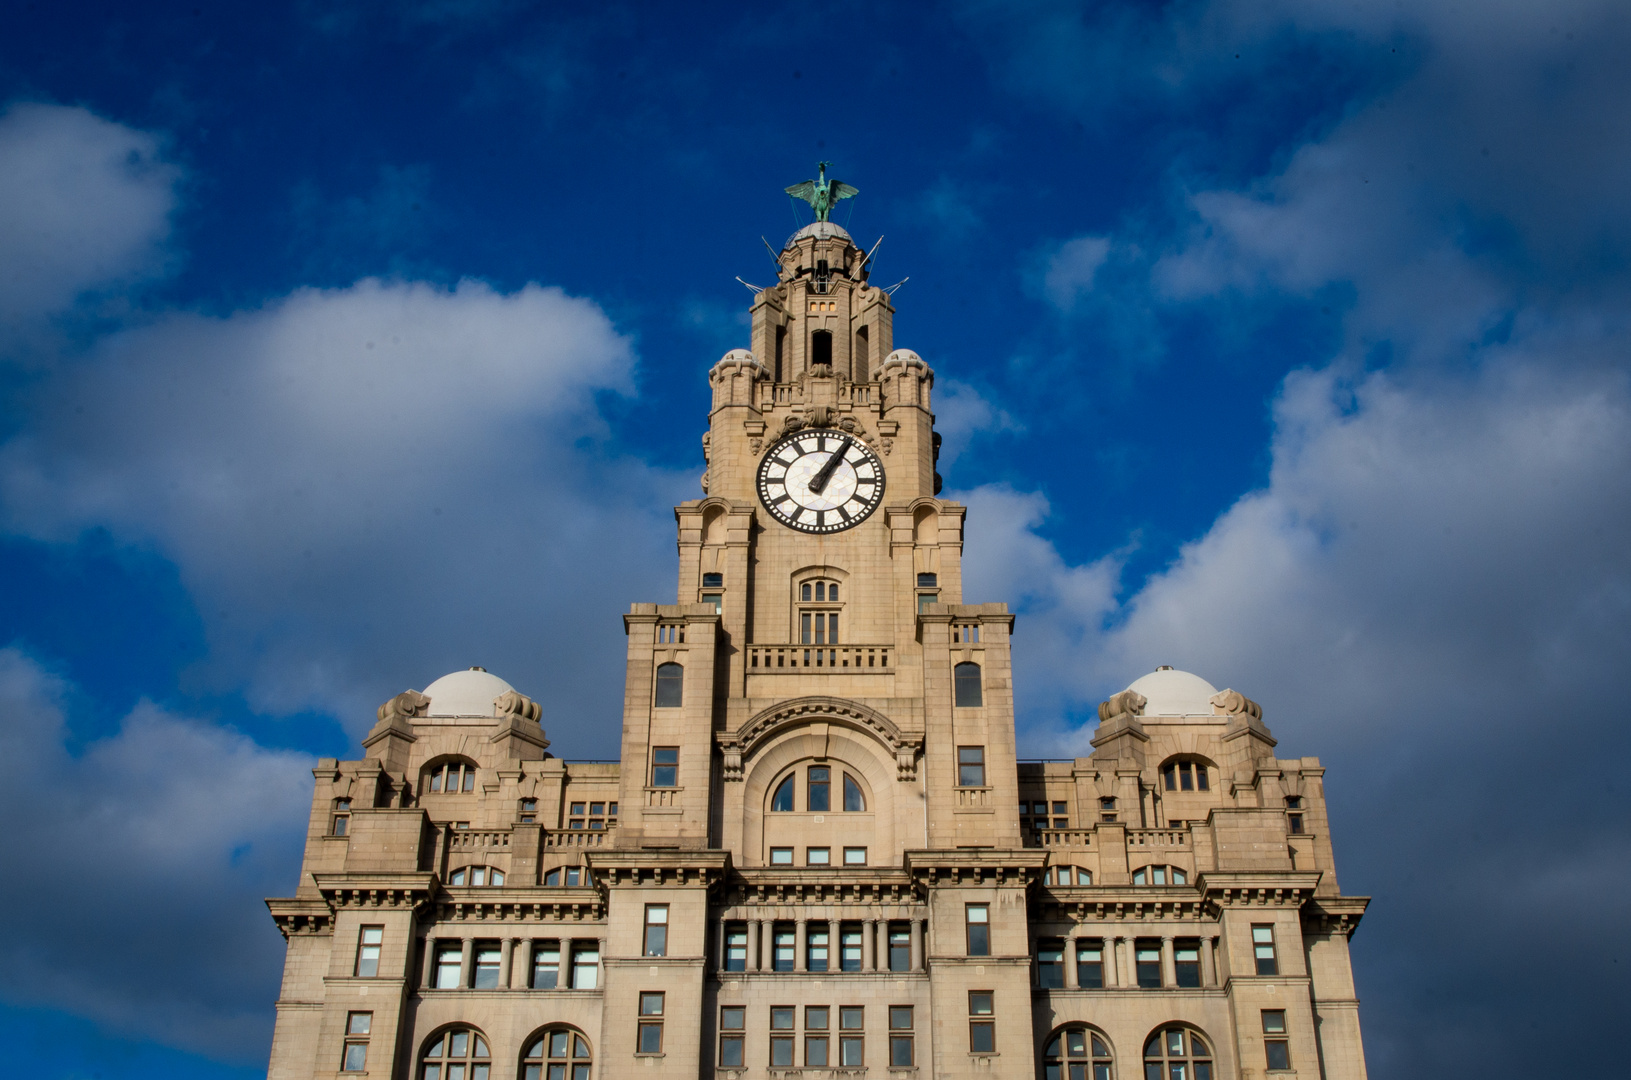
(634, 1052, 666, 1059)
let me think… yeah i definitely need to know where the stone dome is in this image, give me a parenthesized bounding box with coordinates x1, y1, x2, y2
(1125, 666, 1219, 717)
(880, 348, 923, 368)
(422, 667, 517, 717)
(786, 220, 853, 247)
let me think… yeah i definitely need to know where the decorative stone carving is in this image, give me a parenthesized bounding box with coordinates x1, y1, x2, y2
(1097, 689, 1147, 724)
(1210, 688, 1262, 720)
(721, 695, 923, 782)
(495, 690, 542, 723)
(377, 689, 430, 724)
(700, 469, 709, 494)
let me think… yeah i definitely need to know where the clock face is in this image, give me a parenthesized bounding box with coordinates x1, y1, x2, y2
(756, 430, 886, 533)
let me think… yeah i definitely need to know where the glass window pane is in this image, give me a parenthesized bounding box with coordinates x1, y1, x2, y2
(806, 1036, 829, 1066)
(840, 1007, 864, 1030)
(889, 1006, 913, 1030)
(449, 1032, 468, 1058)
(969, 992, 993, 1015)
(549, 1031, 568, 1058)
(843, 774, 865, 811)
(771, 775, 794, 811)
(970, 1022, 995, 1053)
(841, 1036, 863, 1066)
(890, 1036, 913, 1066)
(344, 1043, 368, 1071)
(771, 1037, 794, 1067)
(720, 1035, 743, 1068)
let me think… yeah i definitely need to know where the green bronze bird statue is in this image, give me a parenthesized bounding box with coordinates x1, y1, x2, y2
(785, 161, 858, 223)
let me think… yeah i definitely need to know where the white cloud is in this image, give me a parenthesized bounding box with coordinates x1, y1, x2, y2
(0, 277, 689, 748)
(0, 647, 312, 1061)
(933, 379, 1022, 467)
(0, 102, 179, 331)
(1042, 235, 1111, 311)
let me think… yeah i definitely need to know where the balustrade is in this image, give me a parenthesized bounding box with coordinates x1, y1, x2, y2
(747, 645, 891, 671)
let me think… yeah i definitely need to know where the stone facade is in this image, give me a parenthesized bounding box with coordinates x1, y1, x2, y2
(266, 219, 1370, 1080)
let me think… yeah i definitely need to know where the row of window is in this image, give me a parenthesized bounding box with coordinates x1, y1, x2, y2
(770, 766, 866, 812)
(425, 940, 601, 990)
(1032, 925, 1281, 988)
(342, 1013, 1292, 1078)
(720, 919, 917, 972)
(732, 1003, 919, 1068)
(767, 845, 870, 865)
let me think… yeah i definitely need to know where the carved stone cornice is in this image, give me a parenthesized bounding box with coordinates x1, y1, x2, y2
(905, 848, 1048, 889)
(587, 849, 730, 889)
(720, 696, 923, 781)
(1301, 895, 1371, 939)
(1193, 871, 1324, 918)
(266, 897, 333, 939)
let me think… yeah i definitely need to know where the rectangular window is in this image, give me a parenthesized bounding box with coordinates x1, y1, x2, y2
(801, 612, 811, 643)
(518, 797, 536, 824)
(719, 1006, 745, 1068)
(637, 992, 664, 1053)
(1253, 924, 1280, 976)
(1136, 939, 1163, 988)
(957, 746, 986, 787)
(918, 591, 938, 613)
(355, 925, 383, 977)
(1175, 938, 1202, 987)
(723, 922, 747, 972)
(807, 846, 830, 865)
(702, 573, 724, 587)
(772, 924, 796, 972)
(571, 943, 599, 989)
(1288, 813, 1305, 834)
(1077, 939, 1104, 988)
(1037, 938, 1065, 987)
(808, 766, 830, 811)
(1099, 796, 1117, 823)
(806, 1006, 829, 1066)
(472, 941, 501, 988)
(650, 747, 678, 788)
(331, 799, 351, 835)
(643, 904, 668, 957)
(531, 940, 560, 988)
(1263, 1009, 1291, 1069)
(889, 1005, 914, 1067)
(771, 1006, 795, 1067)
(433, 941, 462, 988)
(839, 922, 863, 972)
(843, 846, 867, 865)
(807, 922, 830, 972)
(969, 991, 995, 1053)
(341, 1011, 370, 1071)
(966, 904, 990, 956)
(840, 1007, 864, 1067)
(770, 846, 793, 865)
(918, 573, 938, 587)
(701, 592, 722, 613)
(888, 923, 911, 971)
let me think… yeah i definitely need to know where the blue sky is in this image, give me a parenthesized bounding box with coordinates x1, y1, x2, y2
(2, 2, 1629, 1077)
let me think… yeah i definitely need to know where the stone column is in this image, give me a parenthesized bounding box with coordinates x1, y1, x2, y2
(864, 918, 877, 971)
(1162, 935, 1176, 987)
(560, 937, 574, 988)
(1201, 934, 1217, 987)
(500, 937, 514, 989)
(718, 921, 728, 972)
(749, 920, 762, 972)
(421, 937, 436, 989)
(521, 939, 536, 990)
(1066, 935, 1079, 988)
(459, 938, 473, 989)
(795, 920, 808, 972)
(911, 918, 924, 972)
(1111, 937, 1125, 987)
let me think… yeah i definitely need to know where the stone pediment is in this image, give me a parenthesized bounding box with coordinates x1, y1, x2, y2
(718, 695, 922, 781)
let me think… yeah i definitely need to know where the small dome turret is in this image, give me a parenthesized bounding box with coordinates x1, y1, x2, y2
(1124, 666, 1219, 717)
(421, 667, 517, 717)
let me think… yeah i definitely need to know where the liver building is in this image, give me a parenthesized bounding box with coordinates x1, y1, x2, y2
(266, 180, 1371, 1080)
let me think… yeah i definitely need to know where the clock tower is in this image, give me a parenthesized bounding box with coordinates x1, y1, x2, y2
(265, 176, 1372, 1080)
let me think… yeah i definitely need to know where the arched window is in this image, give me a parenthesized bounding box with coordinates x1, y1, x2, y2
(654, 663, 683, 707)
(799, 578, 842, 645)
(1144, 1027, 1212, 1080)
(811, 329, 833, 367)
(1160, 758, 1211, 792)
(521, 1027, 592, 1080)
(426, 759, 477, 794)
(954, 662, 983, 707)
(843, 773, 865, 811)
(770, 775, 795, 812)
(420, 1026, 489, 1080)
(1131, 865, 1188, 886)
(448, 866, 505, 887)
(543, 866, 589, 887)
(1042, 1026, 1114, 1080)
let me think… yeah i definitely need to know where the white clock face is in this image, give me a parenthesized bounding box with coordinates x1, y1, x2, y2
(756, 431, 886, 533)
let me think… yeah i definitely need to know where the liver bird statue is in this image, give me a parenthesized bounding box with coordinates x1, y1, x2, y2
(785, 161, 858, 223)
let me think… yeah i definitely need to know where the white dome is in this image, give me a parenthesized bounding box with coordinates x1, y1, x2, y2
(715, 348, 760, 367)
(1125, 667, 1219, 717)
(786, 220, 853, 247)
(422, 667, 516, 717)
(880, 348, 922, 367)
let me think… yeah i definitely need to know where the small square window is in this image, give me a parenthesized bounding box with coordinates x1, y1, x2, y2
(807, 847, 831, 865)
(917, 573, 938, 587)
(968, 991, 993, 1015)
(1262, 1010, 1287, 1034)
(1052, 801, 1067, 815)
(770, 847, 793, 865)
(347, 1012, 371, 1035)
(843, 846, 867, 865)
(840, 1006, 864, 1030)
(640, 991, 665, 1015)
(721, 1006, 745, 1029)
(702, 573, 724, 587)
(969, 1020, 995, 1054)
(807, 1006, 829, 1029)
(771, 1006, 795, 1030)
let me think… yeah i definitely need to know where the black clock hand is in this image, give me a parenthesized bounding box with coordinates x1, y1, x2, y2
(806, 437, 850, 494)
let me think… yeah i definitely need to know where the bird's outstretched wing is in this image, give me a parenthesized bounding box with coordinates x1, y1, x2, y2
(785, 180, 818, 204)
(830, 181, 860, 200)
